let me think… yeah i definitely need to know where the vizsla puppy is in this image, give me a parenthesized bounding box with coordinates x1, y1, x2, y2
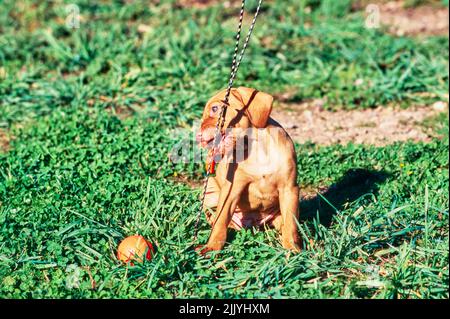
(196, 87, 301, 254)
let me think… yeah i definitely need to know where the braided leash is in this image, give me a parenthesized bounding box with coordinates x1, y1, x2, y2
(193, 0, 264, 241)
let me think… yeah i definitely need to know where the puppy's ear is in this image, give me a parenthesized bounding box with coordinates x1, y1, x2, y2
(236, 87, 273, 128)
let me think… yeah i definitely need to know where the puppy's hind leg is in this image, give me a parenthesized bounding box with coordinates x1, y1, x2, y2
(203, 177, 242, 230)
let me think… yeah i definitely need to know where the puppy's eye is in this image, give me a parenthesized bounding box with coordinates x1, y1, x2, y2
(211, 105, 219, 113)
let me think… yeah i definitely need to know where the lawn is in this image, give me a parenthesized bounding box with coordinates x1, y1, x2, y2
(0, 0, 448, 298)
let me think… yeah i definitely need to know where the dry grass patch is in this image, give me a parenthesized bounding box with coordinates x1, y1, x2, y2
(0, 129, 11, 153)
(355, 0, 449, 36)
(272, 100, 448, 146)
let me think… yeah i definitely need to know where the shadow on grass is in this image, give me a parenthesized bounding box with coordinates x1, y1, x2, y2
(300, 168, 391, 227)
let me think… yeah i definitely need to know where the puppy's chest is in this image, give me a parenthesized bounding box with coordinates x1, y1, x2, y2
(244, 175, 279, 207)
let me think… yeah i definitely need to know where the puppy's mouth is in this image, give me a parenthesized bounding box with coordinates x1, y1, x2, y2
(196, 128, 223, 148)
(196, 134, 215, 149)
(197, 129, 235, 156)
(201, 136, 216, 148)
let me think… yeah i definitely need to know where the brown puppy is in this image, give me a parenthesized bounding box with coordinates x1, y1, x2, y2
(196, 87, 301, 253)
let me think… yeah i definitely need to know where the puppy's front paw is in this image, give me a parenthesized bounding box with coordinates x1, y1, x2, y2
(194, 243, 223, 256)
(282, 237, 301, 253)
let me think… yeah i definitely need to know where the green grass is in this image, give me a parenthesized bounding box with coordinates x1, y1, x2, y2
(0, 0, 448, 298)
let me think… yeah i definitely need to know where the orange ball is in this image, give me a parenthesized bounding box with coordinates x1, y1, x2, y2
(117, 235, 154, 264)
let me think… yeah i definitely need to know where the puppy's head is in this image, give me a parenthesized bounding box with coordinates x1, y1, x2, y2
(196, 87, 273, 150)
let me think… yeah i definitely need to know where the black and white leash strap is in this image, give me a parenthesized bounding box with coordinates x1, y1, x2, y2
(194, 0, 264, 241)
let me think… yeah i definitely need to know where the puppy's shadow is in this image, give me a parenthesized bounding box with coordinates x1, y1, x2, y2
(300, 168, 391, 227)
